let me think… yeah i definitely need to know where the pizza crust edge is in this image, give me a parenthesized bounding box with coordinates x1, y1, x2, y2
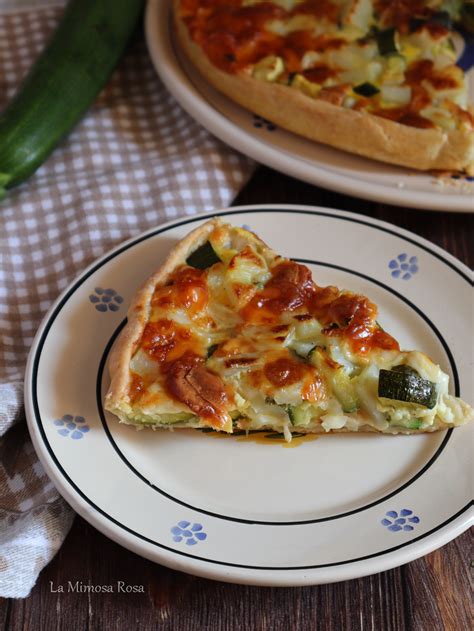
(173, 1, 474, 174)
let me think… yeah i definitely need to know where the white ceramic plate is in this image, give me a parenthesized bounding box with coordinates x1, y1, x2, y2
(145, 0, 474, 213)
(25, 206, 473, 586)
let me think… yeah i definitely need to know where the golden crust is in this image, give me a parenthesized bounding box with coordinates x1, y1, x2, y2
(173, 1, 474, 174)
(104, 218, 224, 419)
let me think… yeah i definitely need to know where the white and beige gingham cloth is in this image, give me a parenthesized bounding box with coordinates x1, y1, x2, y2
(0, 1, 255, 598)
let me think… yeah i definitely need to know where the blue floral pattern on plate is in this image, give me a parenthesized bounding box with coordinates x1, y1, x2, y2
(171, 521, 207, 545)
(89, 287, 123, 312)
(388, 254, 418, 280)
(53, 415, 90, 439)
(381, 509, 420, 532)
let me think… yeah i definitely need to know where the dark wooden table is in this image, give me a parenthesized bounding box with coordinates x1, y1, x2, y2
(2, 167, 472, 630)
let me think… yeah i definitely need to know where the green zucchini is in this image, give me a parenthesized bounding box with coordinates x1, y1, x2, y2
(410, 11, 453, 32)
(0, 0, 144, 198)
(430, 10, 453, 29)
(286, 402, 317, 427)
(401, 419, 423, 430)
(461, 2, 474, 33)
(207, 344, 219, 358)
(287, 405, 296, 424)
(375, 27, 398, 56)
(378, 365, 438, 409)
(354, 82, 380, 97)
(186, 241, 221, 269)
(440, 0, 463, 21)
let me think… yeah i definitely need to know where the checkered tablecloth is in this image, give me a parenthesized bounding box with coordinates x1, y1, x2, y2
(0, 1, 255, 598)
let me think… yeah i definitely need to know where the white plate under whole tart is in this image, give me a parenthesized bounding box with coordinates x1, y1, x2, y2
(145, 0, 474, 212)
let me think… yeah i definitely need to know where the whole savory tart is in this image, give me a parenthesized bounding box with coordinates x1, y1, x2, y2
(105, 220, 473, 440)
(173, 0, 474, 173)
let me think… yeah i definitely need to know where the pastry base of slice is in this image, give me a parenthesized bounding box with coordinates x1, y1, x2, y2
(173, 1, 474, 174)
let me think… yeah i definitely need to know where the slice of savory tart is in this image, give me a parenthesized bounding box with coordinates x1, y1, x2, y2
(104, 219, 472, 440)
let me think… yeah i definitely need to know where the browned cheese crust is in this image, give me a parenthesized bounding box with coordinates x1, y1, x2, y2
(104, 218, 223, 418)
(173, 0, 474, 174)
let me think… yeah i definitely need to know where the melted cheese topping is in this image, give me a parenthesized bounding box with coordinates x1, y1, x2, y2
(124, 223, 473, 436)
(179, 0, 472, 132)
